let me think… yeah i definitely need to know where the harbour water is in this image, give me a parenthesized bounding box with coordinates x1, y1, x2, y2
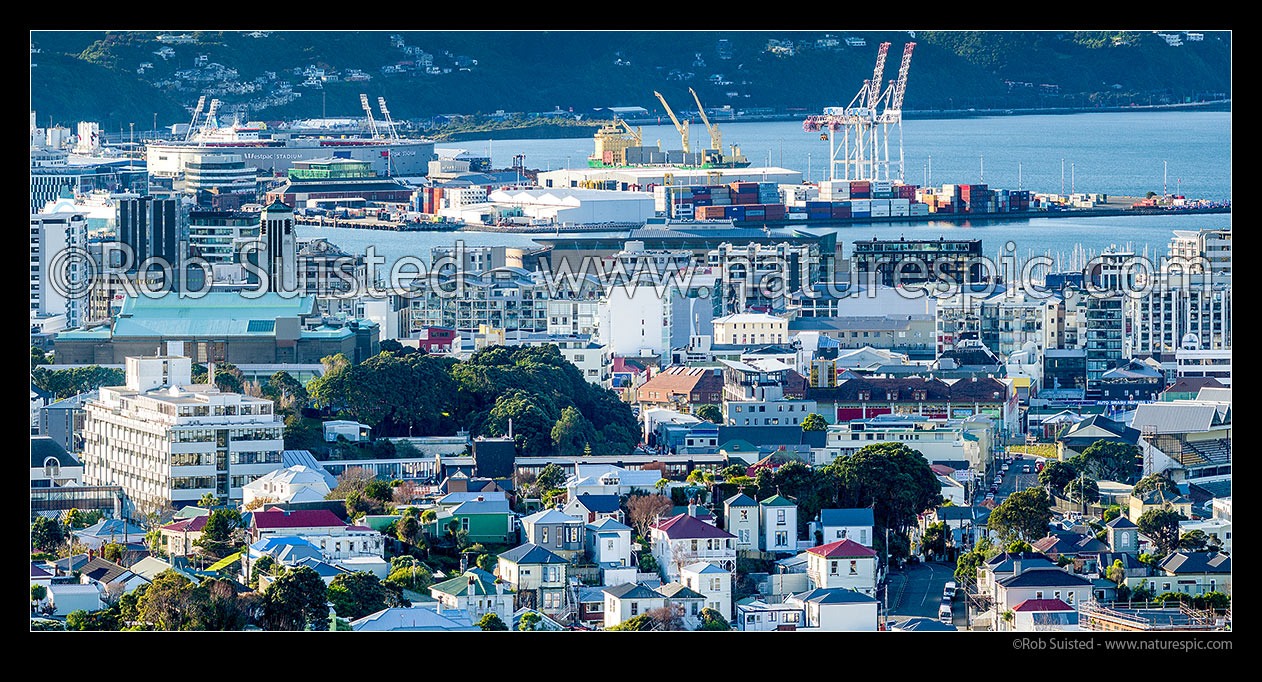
(299, 111, 1231, 269)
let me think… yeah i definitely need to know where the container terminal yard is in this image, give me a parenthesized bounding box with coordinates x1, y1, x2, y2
(347, 41, 1229, 233)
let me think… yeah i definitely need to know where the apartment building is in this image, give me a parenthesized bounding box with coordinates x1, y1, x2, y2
(82, 355, 284, 513)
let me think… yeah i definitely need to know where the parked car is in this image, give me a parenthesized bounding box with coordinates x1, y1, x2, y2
(939, 601, 953, 623)
(944, 582, 957, 599)
(1023, 465, 1031, 474)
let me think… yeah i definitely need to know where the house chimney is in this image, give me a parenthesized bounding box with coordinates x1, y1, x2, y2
(477, 495, 484, 503)
(1013, 559, 1022, 576)
(688, 501, 698, 518)
(496, 579, 504, 596)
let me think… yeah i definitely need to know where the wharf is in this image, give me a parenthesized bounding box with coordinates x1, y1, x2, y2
(294, 215, 459, 232)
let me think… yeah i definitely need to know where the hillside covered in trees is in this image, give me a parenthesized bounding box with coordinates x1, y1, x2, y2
(31, 30, 1230, 129)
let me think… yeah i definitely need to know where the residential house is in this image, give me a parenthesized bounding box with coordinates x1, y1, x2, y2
(658, 582, 706, 627)
(603, 583, 667, 629)
(804, 539, 877, 595)
(46, 579, 104, 617)
(72, 519, 146, 550)
(995, 567, 1093, 627)
(736, 598, 806, 631)
(977, 553, 1057, 605)
(1033, 531, 1110, 572)
(1104, 515, 1140, 554)
(784, 587, 879, 631)
(1128, 488, 1194, 523)
(565, 463, 662, 497)
(1010, 598, 1079, 631)
(563, 494, 625, 525)
(760, 493, 798, 553)
(817, 508, 874, 547)
(723, 492, 759, 550)
(497, 543, 570, 617)
(250, 509, 384, 563)
(521, 508, 587, 561)
(1148, 552, 1231, 597)
(242, 465, 332, 508)
(680, 561, 732, 621)
(649, 511, 737, 581)
(350, 604, 478, 631)
(159, 515, 210, 557)
(428, 497, 514, 544)
(76, 556, 148, 595)
(429, 568, 514, 622)
(585, 517, 633, 576)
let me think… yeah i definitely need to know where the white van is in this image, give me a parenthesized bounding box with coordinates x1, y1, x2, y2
(938, 602, 953, 623)
(943, 581, 957, 600)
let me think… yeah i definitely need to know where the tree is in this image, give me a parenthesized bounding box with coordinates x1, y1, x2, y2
(801, 413, 828, 431)
(263, 566, 330, 631)
(1038, 459, 1078, 492)
(518, 611, 542, 631)
(31, 584, 47, 606)
(1006, 540, 1034, 553)
(922, 521, 948, 557)
(101, 543, 125, 563)
(988, 487, 1054, 544)
(195, 508, 243, 559)
(138, 570, 202, 631)
(326, 571, 391, 621)
(1063, 476, 1100, 505)
(190, 578, 251, 630)
(695, 404, 723, 424)
(249, 555, 277, 590)
(627, 494, 673, 537)
(396, 515, 421, 546)
(552, 406, 597, 457)
(1178, 529, 1215, 552)
(477, 612, 508, 631)
(66, 607, 121, 631)
(1132, 472, 1179, 496)
(1072, 440, 1141, 482)
(31, 345, 50, 370)
(31, 517, 65, 553)
(1107, 559, 1127, 585)
(645, 605, 685, 631)
(607, 613, 656, 631)
(535, 463, 567, 492)
(697, 607, 729, 630)
(476, 553, 498, 573)
(199, 492, 219, 508)
(264, 370, 309, 411)
(384, 560, 434, 593)
(829, 442, 943, 533)
(1137, 508, 1182, 555)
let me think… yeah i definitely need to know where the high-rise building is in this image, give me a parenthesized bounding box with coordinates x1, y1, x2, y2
(251, 200, 297, 293)
(115, 194, 188, 290)
(82, 355, 285, 514)
(30, 211, 88, 329)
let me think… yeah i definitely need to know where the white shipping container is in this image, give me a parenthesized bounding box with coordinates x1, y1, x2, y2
(850, 199, 872, 211)
(869, 199, 890, 211)
(788, 213, 807, 220)
(891, 198, 910, 209)
(871, 204, 891, 217)
(910, 203, 929, 216)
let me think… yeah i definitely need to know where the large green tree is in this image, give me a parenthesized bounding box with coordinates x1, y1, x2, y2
(801, 413, 828, 431)
(695, 404, 723, 424)
(987, 487, 1054, 544)
(551, 406, 597, 457)
(326, 571, 395, 621)
(1072, 440, 1141, 482)
(828, 443, 943, 532)
(31, 517, 65, 553)
(1137, 508, 1183, 556)
(1038, 459, 1078, 492)
(263, 566, 330, 631)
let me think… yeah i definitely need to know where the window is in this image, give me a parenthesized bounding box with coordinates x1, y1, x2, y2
(631, 602, 638, 616)
(775, 531, 788, 547)
(830, 560, 839, 575)
(777, 509, 786, 524)
(849, 560, 858, 575)
(542, 528, 548, 544)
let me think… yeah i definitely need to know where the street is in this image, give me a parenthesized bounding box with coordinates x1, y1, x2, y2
(989, 454, 1041, 504)
(884, 561, 968, 627)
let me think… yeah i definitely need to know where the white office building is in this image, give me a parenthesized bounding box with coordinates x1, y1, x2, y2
(82, 355, 285, 513)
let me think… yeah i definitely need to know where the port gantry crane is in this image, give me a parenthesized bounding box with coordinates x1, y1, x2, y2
(185, 96, 206, 142)
(803, 41, 915, 183)
(688, 87, 721, 155)
(653, 90, 690, 155)
(360, 94, 381, 139)
(688, 87, 745, 166)
(877, 42, 916, 183)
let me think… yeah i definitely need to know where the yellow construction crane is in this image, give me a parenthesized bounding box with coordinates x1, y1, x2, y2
(688, 87, 720, 152)
(653, 90, 689, 154)
(616, 118, 642, 146)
